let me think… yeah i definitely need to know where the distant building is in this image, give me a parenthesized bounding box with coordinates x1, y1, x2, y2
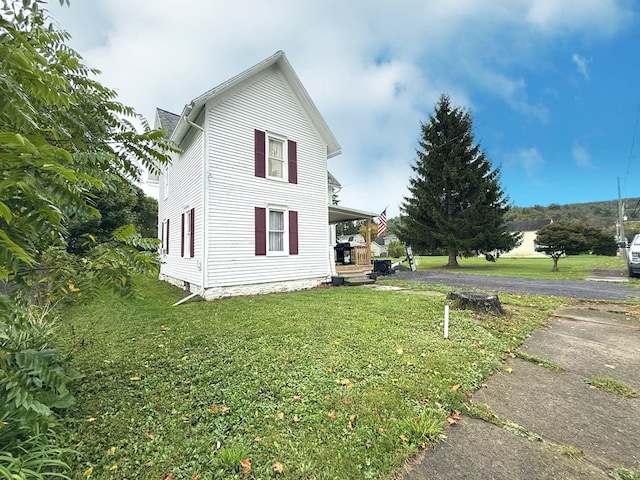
(502, 220, 552, 258)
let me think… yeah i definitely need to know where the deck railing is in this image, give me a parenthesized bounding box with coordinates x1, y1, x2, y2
(352, 245, 370, 266)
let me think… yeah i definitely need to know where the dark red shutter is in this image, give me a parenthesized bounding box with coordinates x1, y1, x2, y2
(254, 129, 266, 178)
(181, 213, 185, 257)
(289, 210, 298, 255)
(255, 207, 266, 256)
(190, 208, 195, 258)
(288, 139, 297, 184)
(166, 219, 169, 254)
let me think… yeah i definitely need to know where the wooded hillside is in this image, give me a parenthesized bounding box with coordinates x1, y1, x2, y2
(506, 198, 640, 236)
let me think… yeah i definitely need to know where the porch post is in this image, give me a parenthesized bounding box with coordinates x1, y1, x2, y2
(365, 219, 372, 266)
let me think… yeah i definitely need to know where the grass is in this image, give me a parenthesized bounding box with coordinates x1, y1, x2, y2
(397, 254, 628, 281)
(55, 277, 566, 479)
(515, 351, 564, 372)
(585, 376, 638, 399)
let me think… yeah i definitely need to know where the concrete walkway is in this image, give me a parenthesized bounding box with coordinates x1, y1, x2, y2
(398, 303, 640, 480)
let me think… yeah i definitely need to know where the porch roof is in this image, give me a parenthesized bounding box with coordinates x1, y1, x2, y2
(328, 205, 377, 224)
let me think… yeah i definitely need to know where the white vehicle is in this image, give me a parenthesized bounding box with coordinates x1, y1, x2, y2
(628, 234, 640, 277)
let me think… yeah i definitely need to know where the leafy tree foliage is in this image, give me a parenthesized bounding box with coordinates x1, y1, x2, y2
(0, 1, 176, 475)
(66, 179, 158, 255)
(535, 222, 615, 271)
(387, 239, 405, 258)
(399, 94, 519, 267)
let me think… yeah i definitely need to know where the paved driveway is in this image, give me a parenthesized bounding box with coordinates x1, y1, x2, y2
(391, 270, 640, 301)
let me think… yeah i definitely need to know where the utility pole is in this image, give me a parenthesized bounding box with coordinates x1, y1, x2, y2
(618, 177, 627, 261)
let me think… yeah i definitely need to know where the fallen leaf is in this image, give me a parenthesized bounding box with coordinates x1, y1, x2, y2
(240, 458, 251, 474)
(85, 417, 97, 422)
(447, 417, 458, 425)
(145, 460, 154, 467)
(220, 406, 230, 413)
(292, 416, 300, 423)
(107, 446, 116, 454)
(293, 395, 301, 402)
(165, 474, 174, 480)
(253, 436, 262, 442)
(464, 391, 473, 399)
(272, 461, 284, 474)
(210, 405, 218, 413)
(327, 411, 336, 422)
(130, 376, 141, 381)
(507, 351, 516, 358)
(83, 466, 93, 477)
(275, 412, 285, 420)
(147, 434, 155, 440)
(505, 367, 513, 373)
(399, 434, 409, 442)
(109, 464, 118, 471)
(451, 383, 461, 391)
(397, 348, 404, 355)
(181, 355, 188, 361)
(192, 474, 201, 480)
(450, 411, 461, 420)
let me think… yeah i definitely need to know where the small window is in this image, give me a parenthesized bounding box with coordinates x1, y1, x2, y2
(181, 208, 195, 258)
(268, 137, 285, 179)
(269, 209, 285, 252)
(161, 219, 170, 255)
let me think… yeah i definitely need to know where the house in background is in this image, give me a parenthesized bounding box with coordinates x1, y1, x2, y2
(502, 219, 553, 258)
(153, 51, 376, 300)
(375, 234, 399, 256)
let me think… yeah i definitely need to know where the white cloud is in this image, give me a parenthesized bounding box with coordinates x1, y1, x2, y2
(515, 147, 546, 177)
(572, 142, 593, 168)
(48, 0, 634, 215)
(572, 54, 590, 79)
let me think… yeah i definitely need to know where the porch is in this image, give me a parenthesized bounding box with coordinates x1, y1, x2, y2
(328, 205, 378, 280)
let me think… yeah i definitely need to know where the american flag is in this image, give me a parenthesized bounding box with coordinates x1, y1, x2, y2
(377, 209, 387, 238)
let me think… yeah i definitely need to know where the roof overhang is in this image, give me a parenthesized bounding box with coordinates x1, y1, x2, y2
(328, 205, 378, 224)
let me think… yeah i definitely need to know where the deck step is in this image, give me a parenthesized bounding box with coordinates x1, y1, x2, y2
(343, 277, 376, 286)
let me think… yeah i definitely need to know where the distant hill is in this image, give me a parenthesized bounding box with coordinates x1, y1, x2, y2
(507, 198, 640, 235)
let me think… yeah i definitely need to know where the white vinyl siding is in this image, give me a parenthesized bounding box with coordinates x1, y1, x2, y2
(158, 127, 204, 287)
(205, 67, 329, 287)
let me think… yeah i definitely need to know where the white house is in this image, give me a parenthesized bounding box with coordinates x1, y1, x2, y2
(154, 51, 375, 300)
(502, 220, 552, 258)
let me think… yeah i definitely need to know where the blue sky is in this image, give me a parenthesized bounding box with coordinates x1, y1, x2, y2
(49, 0, 640, 218)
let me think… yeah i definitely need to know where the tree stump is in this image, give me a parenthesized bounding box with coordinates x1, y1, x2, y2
(447, 291, 505, 315)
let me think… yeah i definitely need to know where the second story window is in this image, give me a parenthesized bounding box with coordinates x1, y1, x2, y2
(268, 137, 285, 179)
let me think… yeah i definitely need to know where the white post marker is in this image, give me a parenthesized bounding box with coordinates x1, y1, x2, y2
(444, 305, 449, 339)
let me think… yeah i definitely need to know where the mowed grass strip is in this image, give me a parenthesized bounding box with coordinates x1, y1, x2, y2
(57, 277, 565, 479)
(409, 254, 627, 280)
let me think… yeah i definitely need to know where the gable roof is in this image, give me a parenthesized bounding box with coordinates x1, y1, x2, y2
(170, 51, 341, 159)
(156, 108, 180, 138)
(507, 219, 552, 232)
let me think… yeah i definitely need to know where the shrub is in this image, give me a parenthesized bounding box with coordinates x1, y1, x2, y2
(387, 240, 405, 258)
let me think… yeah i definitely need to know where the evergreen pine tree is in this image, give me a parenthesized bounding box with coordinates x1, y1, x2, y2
(399, 94, 519, 267)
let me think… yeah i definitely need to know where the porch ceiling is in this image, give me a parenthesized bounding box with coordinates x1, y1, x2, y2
(328, 205, 377, 224)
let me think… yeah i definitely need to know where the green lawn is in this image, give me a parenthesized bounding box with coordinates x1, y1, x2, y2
(57, 277, 566, 479)
(401, 254, 628, 280)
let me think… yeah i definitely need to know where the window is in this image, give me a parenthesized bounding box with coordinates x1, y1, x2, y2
(181, 208, 195, 258)
(255, 207, 299, 256)
(161, 219, 170, 254)
(254, 129, 297, 184)
(269, 209, 285, 252)
(268, 138, 285, 179)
